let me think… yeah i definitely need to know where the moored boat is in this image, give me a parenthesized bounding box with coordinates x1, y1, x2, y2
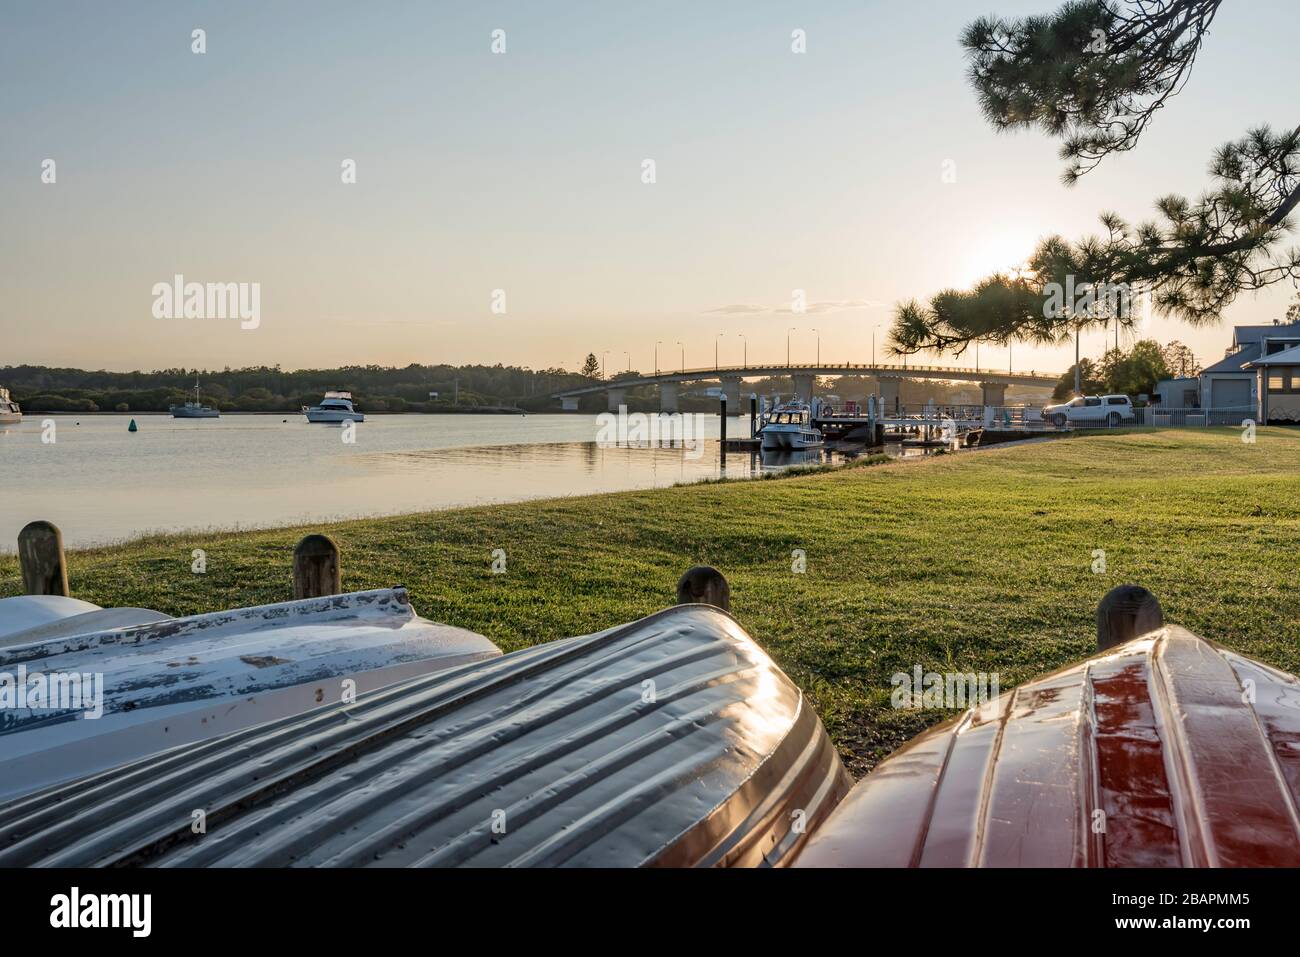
(303, 390, 364, 423)
(0, 387, 21, 425)
(759, 399, 823, 450)
(169, 379, 220, 418)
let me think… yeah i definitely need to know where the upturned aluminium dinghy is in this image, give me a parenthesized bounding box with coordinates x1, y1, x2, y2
(0, 603, 850, 867)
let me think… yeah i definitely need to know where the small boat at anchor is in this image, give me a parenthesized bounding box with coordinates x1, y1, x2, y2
(0, 387, 21, 425)
(303, 390, 364, 423)
(169, 379, 220, 418)
(759, 400, 824, 451)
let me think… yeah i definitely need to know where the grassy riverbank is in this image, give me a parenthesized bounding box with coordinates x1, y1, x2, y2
(4, 428, 1298, 776)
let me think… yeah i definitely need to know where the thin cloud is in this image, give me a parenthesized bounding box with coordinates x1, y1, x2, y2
(709, 299, 889, 315)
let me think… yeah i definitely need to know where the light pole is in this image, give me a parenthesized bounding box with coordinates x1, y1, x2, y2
(655, 340, 662, 376)
(812, 328, 820, 366)
(738, 333, 747, 368)
(872, 326, 877, 367)
(676, 341, 684, 373)
(787, 327, 797, 366)
(715, 333, 724, 372)
(975, 340, 980, 375)
(624, 351, 630, 372)
(602, 351, 609, 379)
(1074, 322, 1081, 395)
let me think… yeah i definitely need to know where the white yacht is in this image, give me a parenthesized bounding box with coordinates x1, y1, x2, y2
(0, 387, 21, 425)
(303, 391, 365, 423)
(169, 379, 220, 418)
(759, 400, 824, 451)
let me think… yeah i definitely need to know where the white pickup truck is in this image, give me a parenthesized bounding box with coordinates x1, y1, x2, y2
(1041, 394, 1135, 428)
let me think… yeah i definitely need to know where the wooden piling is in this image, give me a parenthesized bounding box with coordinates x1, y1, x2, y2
(676, 565, 730, 612)
(293, 534, 341, 600)
(1096, 585, 1164, 651)
(18, 520, 69, 597)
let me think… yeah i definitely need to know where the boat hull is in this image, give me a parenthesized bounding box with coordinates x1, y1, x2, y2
(760, 425, 824, 451)
(0, 588, 500, 803)
(0, 604, 850, 867)
(169, 408, 219, 418)
(794, 625, 1300, 867)
(304, 408, 365, 423)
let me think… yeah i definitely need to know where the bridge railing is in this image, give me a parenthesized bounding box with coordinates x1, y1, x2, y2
(555, 363, 1052, 393)
(640, 362, 1043, 377)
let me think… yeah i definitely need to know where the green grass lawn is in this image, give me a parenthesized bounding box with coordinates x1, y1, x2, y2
(4, 427, 1298, 776)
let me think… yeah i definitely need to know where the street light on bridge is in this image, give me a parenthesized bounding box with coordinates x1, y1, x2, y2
(715, 332, 724, 372)
(676, 341, 684, 373)
(787, 327, 796, 367)
(738, 333, 746, 368)
(812, 327, 820, 366)
(655, 340, 662, 377)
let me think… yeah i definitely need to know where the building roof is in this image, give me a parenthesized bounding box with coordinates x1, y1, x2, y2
(1248, 343, 1300, 366)
(1201, 343, 1260, 374)
(1234, 321, 1300, 347)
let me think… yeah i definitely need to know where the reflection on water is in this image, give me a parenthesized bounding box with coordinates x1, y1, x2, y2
(0, 413, 925, 549)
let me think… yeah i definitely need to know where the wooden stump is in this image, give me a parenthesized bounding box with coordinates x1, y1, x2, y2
(293, 534, 341, 600)
(18, 520, 69, 597)
(1096, 585, 1164, 652)
(676, 565, 730, 612)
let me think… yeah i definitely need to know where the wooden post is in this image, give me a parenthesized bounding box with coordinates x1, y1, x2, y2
(676, 565, 730, 612)
(18, 520, 69, 597)
(293, 534, 341, 600)
(1096, 585, 1163, 652)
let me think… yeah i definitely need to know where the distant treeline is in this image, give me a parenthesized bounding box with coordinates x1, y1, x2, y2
(1, 364, 593, 413)
(2, 364, 1054, 414)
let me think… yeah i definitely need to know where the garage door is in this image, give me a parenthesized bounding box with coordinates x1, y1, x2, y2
(1210, 378, 1251, 409)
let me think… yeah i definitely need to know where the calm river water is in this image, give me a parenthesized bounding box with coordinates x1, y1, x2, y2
(1, 413, 891, 549)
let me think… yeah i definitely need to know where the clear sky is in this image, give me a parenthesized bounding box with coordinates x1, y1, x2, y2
(2, 0, 1296, 376)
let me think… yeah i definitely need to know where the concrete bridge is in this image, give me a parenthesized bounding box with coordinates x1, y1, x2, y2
(551, 363, 1061, 412)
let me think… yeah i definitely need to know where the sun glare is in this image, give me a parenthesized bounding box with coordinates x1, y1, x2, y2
(956, 230, 1039, 287)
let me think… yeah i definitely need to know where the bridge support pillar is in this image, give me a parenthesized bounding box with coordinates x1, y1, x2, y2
(981, 382, 1007, 408)
(607, 388, 627, 413)
(791, 374, 815, 403)
(720, 376, 743, 411)
(560, 396, 579, 412)
(879, 377, 901, 415)
(658, 382, 679, 413)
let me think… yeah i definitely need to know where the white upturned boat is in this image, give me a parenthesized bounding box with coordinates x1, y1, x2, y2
(303, 390, 364, 423)
(759, 400, 824, 451)
(0, 587, 500, 802)
(0, 387, 21, 425)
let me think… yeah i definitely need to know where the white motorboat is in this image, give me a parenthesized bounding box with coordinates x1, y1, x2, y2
(759, 400, 824, 450)
(0, 387, 21, 425)
(169, 378, 220, 418)
(303, 390, 365, 423)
